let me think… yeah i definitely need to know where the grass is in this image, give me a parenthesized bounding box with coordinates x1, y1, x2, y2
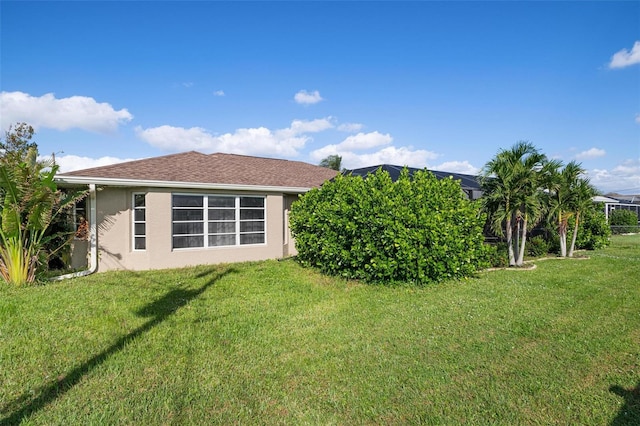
(1, 235, 639, 425)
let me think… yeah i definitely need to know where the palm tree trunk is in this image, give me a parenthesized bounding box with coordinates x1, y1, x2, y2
(515, 217, 520, 264)
(568, 212, 580, 257)
(558, 215, 567, 257)
(506, 217, 516, 267)
(517, 216, 528, 266)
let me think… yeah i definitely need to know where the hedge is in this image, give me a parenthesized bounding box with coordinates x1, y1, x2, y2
(290, 168, 488, 284)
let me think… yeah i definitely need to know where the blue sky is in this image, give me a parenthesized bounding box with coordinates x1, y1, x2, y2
(1, 1, 639, 194)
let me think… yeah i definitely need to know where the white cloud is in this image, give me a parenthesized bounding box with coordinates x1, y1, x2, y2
(135, 125, 217, 151)
(0, 91, 133, 132)
(182, 82, 194, 88)
(608, 41, 640, 69)
(338, 131, 393, 151)
(51, 154, 136, 173)
(612, 159, 640, 176)
(309, 144, 344, 161)
(588, 158, 640, 193)
(213, 90, 225, 97)
(308, 131, 393, 163)
(136, 118, 334, 157)
(216, 127, 307, 157)
(310, 129, 439, 169)
(635, 114, 640, 124)
(337, 122, 364, 132)
(294, 90, 323, 105)
(285, 118, 334, 135)
(432, 160, 480, 175)
(575, 147, 606, 161)
(311, 143, 438, 171)
(340, 147, 438, 169)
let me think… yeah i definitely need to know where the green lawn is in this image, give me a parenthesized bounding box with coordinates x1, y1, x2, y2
(1, 235, 639, 425)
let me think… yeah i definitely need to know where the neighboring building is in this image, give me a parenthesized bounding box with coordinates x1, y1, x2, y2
(593, 195, 621, 223)
(345, 164, 484, 200)
(55, 151, 338, 273)
(602, 193, 640, 224)
(605, 193, 640, 204)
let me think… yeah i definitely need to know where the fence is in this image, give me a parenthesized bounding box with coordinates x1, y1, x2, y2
(610, 225, 640, 234)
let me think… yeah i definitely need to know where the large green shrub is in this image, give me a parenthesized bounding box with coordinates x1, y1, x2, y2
(544, 208, 611, 253)
(609, 209, 639, 234)
(573, 207, 611, 250)
(290, 168, 488, 284)
(541, 201, 611, 254)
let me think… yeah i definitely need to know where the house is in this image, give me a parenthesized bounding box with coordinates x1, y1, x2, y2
(593, 195, 621, 223)
(345, 164, 484, 200)
(55, 151, 338, 273)
(601, 193, 640, 224)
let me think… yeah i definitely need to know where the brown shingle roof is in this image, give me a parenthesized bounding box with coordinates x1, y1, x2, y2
(59, 151, 338, 188)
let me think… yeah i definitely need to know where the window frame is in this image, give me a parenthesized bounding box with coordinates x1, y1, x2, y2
(171, 193, 266, 250)
(132, 192, 147, 251)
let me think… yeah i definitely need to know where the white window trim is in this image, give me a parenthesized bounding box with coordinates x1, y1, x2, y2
(132, 192, 146, 251)
(171, 193, 267, 250)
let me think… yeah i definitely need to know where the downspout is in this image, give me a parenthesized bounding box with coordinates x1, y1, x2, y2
(51, 184, 98, 280)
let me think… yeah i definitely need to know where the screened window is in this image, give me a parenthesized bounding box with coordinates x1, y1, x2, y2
(172, 194, 265, 249)
(133, 193, 146, 250)
(74, 197, 89, 240)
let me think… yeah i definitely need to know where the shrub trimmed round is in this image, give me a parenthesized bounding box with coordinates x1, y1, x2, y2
(290, 168, 488, 284)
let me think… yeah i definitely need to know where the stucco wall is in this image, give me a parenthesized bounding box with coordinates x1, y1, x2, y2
(283, 194, 300, 257)
(92, 187, 288, 272)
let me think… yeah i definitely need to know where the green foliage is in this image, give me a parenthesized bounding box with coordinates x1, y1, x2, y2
(0, 236, 36, 284)
(610, 209, 639, 234)
(481, 142, 600, 262)
(484, 242, 509, 268)
(546, 231, 561, 254)
(44, 198, 77, 270)
(318, 154, 343, 171)
(543, 205, 611, 253)
(0, 157, 56, 285)
(526, 235, 550, 257)
(541, 160, 588, 258)
(573, 207, 611, 250)
(480, 141, 549, 266)
(290, 168, 488, 284)
(0, 124, 85, 285)
(0, 123, 37, 168)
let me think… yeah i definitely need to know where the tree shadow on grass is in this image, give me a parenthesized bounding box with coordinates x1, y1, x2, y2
(0, 266, 236, 425)
(610, 381, 640, 426)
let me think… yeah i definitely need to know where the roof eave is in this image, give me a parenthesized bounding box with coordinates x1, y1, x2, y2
(55, 175, 314, 193)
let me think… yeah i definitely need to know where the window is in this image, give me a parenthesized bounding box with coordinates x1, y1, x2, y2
(74, 197, 89, 240)
(133, 193, 146, 250)
(172, 194, 265, 249)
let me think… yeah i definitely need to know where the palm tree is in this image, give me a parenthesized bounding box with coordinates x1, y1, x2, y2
(481, 141, 548, 266)
(544, 161, 585, 257)
(568, 178, 597, 257)
(481, 155, 517, 266)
